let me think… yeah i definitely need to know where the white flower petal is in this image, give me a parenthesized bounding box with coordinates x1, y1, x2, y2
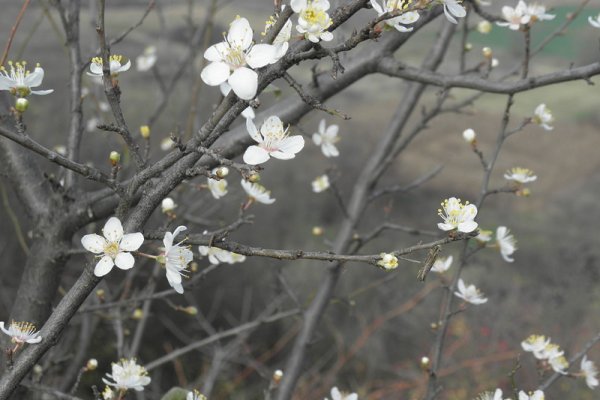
(246, 117, 263, 142)
(115, 252, 135, 270)
(94, 255, 115, 277)
(103, 217, 124, 242)
(291, 0, 307, 13)
(277, 135, 305, 155)
(81, 234, 107, 254)
(119, 232, 144, 251)
(204, 42, 228, 62)
(243, 145, 270, 165)
(201, 62, 231, 86)
(228, 67, 258, 100)
(228, 17, 253, 50)
(24, 67, 44, 88)
(246, 44, 277, 69)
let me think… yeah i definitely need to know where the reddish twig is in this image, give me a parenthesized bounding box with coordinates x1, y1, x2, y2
(0, 0, 31, 66)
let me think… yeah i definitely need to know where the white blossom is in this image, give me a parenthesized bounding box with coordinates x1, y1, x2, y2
(162, 226, 193, 294)
(370, 0, 420, 32)
(495, 226, 517, 263)
(325, 386, 358, 400)
(243, 116, 304, 165)
(208, 169, 228, 199)
(291, 0, 334, 43)
(161, 197, 177, 213)
(378, 253, 398, 270)
(518, 391, 545, 400)
(87, 55, 131, 77)
(312, 174, 330, 193)
(521, 334, 550, 358)
(312, 119, 340, 157)
(442, 0, 467, 24)
(437, 197, 478, 233)
(201, 17, 277, 100)
(241, 180, 276, 204)
(431, 255, 453, 273)
(581, 356, 599, 389)
(526, 3, 555, 22)
(136, 46, 157, 71)
(81, 217, 144, 277)
(0, 321, 42, 344)
(198, 246, 246, 265)
(504, 167, 537, 184)
(102, 359, 151, 392)
(478, 389, 504, 400)
(496, 1, 530, 31)
(0, 61, 53, 96)
(476, 229, 493, 243)
(533, 104, 554, 131)
(590, 14, 600, 29)
(86, 117, 100, 132)
(549, 355, 569, 374)
(454, 278, 488, 305)
(273, 19, 293, 61)
(161, 137, 175, 151)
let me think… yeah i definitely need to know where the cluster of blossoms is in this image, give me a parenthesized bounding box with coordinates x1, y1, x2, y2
(497, 1, 555, 31)
(0, 60, 53, 112)
(370, 0, 420, 32)
(521, 334, 570, 374)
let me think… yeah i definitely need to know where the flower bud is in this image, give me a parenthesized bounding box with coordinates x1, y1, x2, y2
(420, 356, 430, 369)
(312, 226, 323, 236)
(15, 98, 29, 112)
(161, 197, 177, 213)
(132, 308, 144, 320)
(477, 20, 492, 34)
(482, 47, 493, 59)
(273, 369, 284, 384)
(182, 306, 198, 315)
(464, 42, 473, 51)
(190, 262, 199, 272)
(462, 128, 476, 144)
(96, 289, 105, 300)
(216, 166, 229, 178)
(86, 358, 98, 371)
(139, 125, 150, 139)
(33, 364, 43, 375)
(109, 151, 120, 166)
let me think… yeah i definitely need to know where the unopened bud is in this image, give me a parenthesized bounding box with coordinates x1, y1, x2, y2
(517, 187, 531, 197)
(248, 173, 260, 183)
(182, 306, 198, 315)
(33, 364, 43, 375)
(15, 98, 29, 113)
(139, 125, 150, 139)
(312, 226, 323, 236)
(482, 47, 493, 59)
(86, 359, 98, 371)
(430, 322, 439, 330)
(420, 356, 430, 369)
(273, 369, 284, 384)
(464, 42, 473, 51)
(462, 128, 476, 144)
(96, 289, 105, 300)
(161, 197, 177, 213)
(132, 308, 144, 320)
(216, 166, 229, 178)
(109, 151, 120, 166)
(477, 20, 492, 34)
(190, 262, 199, 272)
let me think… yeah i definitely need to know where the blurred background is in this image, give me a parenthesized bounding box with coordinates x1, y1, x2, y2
(0, 0, 599, 399)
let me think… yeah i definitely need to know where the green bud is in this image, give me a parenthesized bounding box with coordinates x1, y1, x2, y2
(15, 98, 29, 113)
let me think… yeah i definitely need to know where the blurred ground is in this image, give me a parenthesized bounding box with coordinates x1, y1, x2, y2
(0, 1, 599, 399)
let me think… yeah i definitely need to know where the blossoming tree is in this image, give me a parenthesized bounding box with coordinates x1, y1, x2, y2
(0, 0, 599, 399)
